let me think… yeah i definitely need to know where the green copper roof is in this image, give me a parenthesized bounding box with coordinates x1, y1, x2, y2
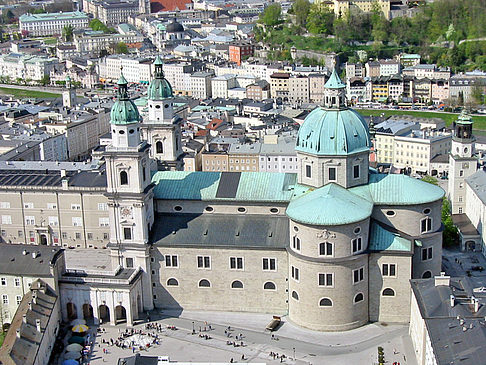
(324, 68, 346, 89)
(350, 173, 445, 205)
(296, 107, 371, 155)
(457, 109, 473, 125)
(154, 55, 163, 65)
(286, 183, 373, 226)
(118, 73, 128, 86)
(152, 171, 297, 202)
(148, 56, 173, 100)
(368, 222, 412, 252)
(110, 72, 141, 125)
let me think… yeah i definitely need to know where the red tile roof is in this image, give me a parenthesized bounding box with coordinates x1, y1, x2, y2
(150, 0, 192, 12)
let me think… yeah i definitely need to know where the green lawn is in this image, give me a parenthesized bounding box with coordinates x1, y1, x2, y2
(0, 331, 5, 347)
(358, 109, 486, 130)
(0, 87, 60, 99)
(42, 37, 58, 45)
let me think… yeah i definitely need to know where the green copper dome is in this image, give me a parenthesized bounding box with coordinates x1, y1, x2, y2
(287, 183, 373, 226)
(296, 107, 371, 155)
(110, 72, 142, 125)
(148, 56, 173, 100)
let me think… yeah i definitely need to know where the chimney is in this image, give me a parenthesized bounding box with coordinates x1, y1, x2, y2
(450, 294, 455, 307)
(435, 272, 450, 287)
(61, 178, 69, 190)
(472, 296, 480, 313)
(22, 314, 27, 324)
(16, 329, 21, 338)
(60, 169, 66, 177)
(32, 293, 37, 304)
(35, 319, 41, 332)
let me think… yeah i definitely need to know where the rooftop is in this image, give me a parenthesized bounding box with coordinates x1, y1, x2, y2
(368, 221, 412, 252)
(466, 170, 486, 205)
(19, 11, 89, 22)
(0, 244, 63, 276)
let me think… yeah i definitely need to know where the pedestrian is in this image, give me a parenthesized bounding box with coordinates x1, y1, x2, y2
(230, 358, 233, 363)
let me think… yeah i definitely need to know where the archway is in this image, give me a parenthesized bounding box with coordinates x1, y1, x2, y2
(98, 305, 110, 324)
(67, 303, 77, 320)
(83, 304, 93, 320)
(39, 234, 48, 245)
(466, 241, 476, 251)
(115, 305, 127, 324)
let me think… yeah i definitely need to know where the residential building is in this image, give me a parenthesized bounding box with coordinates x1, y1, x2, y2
(345, 63, 365, 80)
(19, 11, 89, 37)
(270, 72, 290, 100)
(0, 53, 58, 82)
(374, 119, 419, 165)
(99, 55, 153, 83)
(366, 61, 380, 78)
(387, 75, 404, 101)
(379, 59, 400, 77)
(259, 135, 298, 173)
(228, 143, 260, 172)
(317, 0, 391, 19)
(163, 61, 201, 95)
(229, 41, 255, 66)
(371, 77, 389, 102)
(246, 80, 270, 101)
(191, 71, 214, 100)
(211, 74, 237, 99)
(73, 30, 144, 53)
(347, 77, 368, 103)
(309, 74, 327, 104)
(413, 78, 433, 103)
(289, 75, 310, 104)
(82, 0, 139, 26)
(450, 72, 486, 104)
(398, 54, 421, 67)
(201, 151, 229, 171)
(431, 79, 450, 104)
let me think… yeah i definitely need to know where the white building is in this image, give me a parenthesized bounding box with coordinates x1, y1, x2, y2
(0, 53, 58, 82)
(379, 59, 400, 77)
(211, 74, 237, 98)
(190, 71, 214, 99)
(19, 11, 89, 37)
(73, 31, 143, 53)
(99, 56, 153, 83)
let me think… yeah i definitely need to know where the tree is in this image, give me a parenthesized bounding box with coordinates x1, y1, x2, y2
(471, 85, 484, 105)
(292, 0, 311, 27)
(115, 42, 129, 54)
(62, 25, 74, 42)
(259, 4, 282, 27)
(441, 198, 458, 247)
(39, 75, 50, 86)
(306, 4, 334, 35)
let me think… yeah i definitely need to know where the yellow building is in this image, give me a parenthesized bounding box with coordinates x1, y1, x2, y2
(371, 77, 389, 102)
(318, 0, 391, 20)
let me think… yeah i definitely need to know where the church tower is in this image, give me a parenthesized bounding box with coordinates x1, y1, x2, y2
(295, 69, 371, 189)
(62, 76, 76, 109)
(104, 71, 155, 312)
(142, 56, 183, 171)
(448, 110, 477, 214)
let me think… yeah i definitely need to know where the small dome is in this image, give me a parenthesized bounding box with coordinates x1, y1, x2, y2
(296, 108, 371, 156)
(166, 19, 184, 33)
(148, 78, 173, 100)
(287, 184, 373, 226)
(110, 99, 142, 125)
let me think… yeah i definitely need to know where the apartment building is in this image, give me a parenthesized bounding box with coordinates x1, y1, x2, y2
(309, 74, 327, 104)
(201, 152, 229, 171)
(163, 61, 200, 95)
(0, 53, 58, 82)
(366, 61, 380, 78)
(211, 74, 238, 99)
(246, 80, 270, 101)
(270, 72, 290, 100)
(379, 59, 400, 77)
(259, 135, 298, 173)
(374, 119, 419, 165)
(19, 11, 89, 37)
(99, 56, 153, 83)
(229, 41, 255, 66)
(345, 63, 365, 80)
(228, 143, 260, 172)
(450, 72, 486, 103)
(191, 71, 214, 99)
(289, 75, 310, 104)
(82, 0, 140, 25)
(347, 78, 368, 103)
(431, 79, 450, 104)
(74, 30, 144, 53)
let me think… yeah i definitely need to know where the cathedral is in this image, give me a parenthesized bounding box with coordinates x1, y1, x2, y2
(0, 60, 445, 332)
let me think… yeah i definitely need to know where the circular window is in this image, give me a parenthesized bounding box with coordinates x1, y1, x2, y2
(129, 129, 134, 134)
(464, 147, 468, 153)
(293, 226, 299, 232)
(237, 207, 246, 213)
(354, 227, 361, 234)
(270, 208, 279, 214)
(173, 206, 183, 212)
(205, 206, 214, 212)
(386, 210, 395, 217)
(156, 105, 161, 109)
(164, 104, 169, 108)
(423, 208, 431, 215)
(119, 130, 125, 134)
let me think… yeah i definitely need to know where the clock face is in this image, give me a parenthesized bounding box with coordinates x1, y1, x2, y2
(121, 207, 132, 218)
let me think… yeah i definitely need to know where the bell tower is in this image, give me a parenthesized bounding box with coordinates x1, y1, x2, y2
(104, 70, 155, 311)
(448, 110, 477, 214)
(141, 56, 183, 171)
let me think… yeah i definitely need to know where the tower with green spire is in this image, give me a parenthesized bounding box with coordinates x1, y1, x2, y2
(142, 56, 183, 171)
(62, 75, 76, 109)
(103, 70, 155, 314)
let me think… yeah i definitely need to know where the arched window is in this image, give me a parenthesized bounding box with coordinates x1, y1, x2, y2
(382, 288, 395, 296)
(198, 279, 210, 288)
(156, 141, 163, 154)
(231, 280, 243, 289)
(422, 271, 432, 279)
(263, 281, 276, 290)
(319, 298, 332, 307)
(291, 291, 299, 301)
(354, 293, 364, 303)
(120, 171, 128, 185)
(167, 278, 178, 286)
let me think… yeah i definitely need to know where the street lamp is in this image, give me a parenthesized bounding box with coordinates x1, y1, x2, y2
(192, 321, 195, 334)
(293, 347, 295, 360)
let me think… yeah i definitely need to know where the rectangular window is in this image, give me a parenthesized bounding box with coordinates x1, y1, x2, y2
(165, 255, 178, 267)
(318, 273, 334, 287)
(18, 230, 23, 238)
(87, 233, 93, 240)
(98, 203, 108, 211)
(291, 266, 300, 281)
(0, 277, 6, 286)
(14, 278, 20, 287)
(329, 167, 336, 181)
(229, 256, 244, 270)
(1, 215, 11, 225)
(103, 233, 109, 240)
(25, 216, 35, 225)
(421, 217, 432, 233)
(47, 203, 57, 209)
(71, 204, 81, 210)
(0, 202, 10, 209)
(48, 216, 59, 226)
(126, 257, 134, 268)
(263, 257, 276, 271)
(421, 247, 433, 261)
(62, 232, 68, 239)
(75, 232, 81, 239)
(353, 267, 364, 284)
(123, 227, 132, 240)
(382, 263, 397, 277)
(2, 294, 8, 305)
(352, 237, 362, 253)
(24, 202, 33, 209)
(293, 236, 301, 251)
(16, 295, 22, 305)
(197, 255, 211, 269)
(305, 164, 312, 178)
(319, 242, 333, 256)
(353, 165, 360, 179)
(99, 217, 109, 227)
(72, 217, 82, 227)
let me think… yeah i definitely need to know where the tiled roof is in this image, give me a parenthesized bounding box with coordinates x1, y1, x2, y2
(150, 0, 193, 12)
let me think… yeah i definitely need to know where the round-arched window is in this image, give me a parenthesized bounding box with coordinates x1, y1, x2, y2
(422, 271, 432, 279)
(231, 280, 243, 289)
(174, 206, 183, 212)
(291, 291, 299, 301)
(198, 279, 210, 288)
(319, 298, 332, 307)
(263, 281, 276, 290)
(354, 293, 364, 303)
(167, 278, 179, 286)
(382, 288, 395, 296)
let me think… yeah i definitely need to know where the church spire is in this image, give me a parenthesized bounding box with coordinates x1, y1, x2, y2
(323, 68, 346, 109)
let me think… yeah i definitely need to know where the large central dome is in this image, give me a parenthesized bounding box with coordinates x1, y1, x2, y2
(296, 107, 371, 156)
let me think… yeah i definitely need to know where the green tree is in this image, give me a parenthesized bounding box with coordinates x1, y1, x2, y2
(115, 42, 129, 54)
(39, 75, 50, 86)
(306, 4, 334, 35)
(259, 4, 282, 27)
(441, 199, 458, 247)
(292, 0, 311, 27)
(62, 25, 74, 42)
(421, 175, 438, 185)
